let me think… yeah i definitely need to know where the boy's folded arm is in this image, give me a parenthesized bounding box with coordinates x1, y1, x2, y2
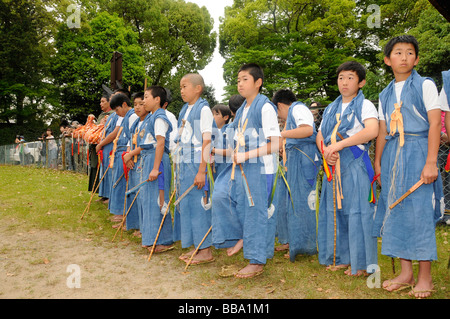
(245, 136, 281, 160)
(281, 125, 313, 139)
(338, 117, 379, 150)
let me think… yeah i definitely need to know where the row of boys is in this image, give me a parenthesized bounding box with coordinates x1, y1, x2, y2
(93, 35, 448, 298)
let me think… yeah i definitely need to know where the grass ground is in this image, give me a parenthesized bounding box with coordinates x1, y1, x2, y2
(0, 165, 448, 299)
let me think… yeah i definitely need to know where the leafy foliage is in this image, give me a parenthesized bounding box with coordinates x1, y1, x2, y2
(219, 0, 449, 104)
(51, 11, 145, 121)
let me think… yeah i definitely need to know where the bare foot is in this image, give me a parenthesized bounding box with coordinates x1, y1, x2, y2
(326, 264, 349, 271)
(382, 275, 415, 292)
(227, 239, 243, 256)
(275, 244, 289, 252)
(112, 222, 123, 229)
(149, 245, 174, 254)
(185, 248, 214, 265)
(111, 215, 123, 222)
(179, 249, 196, 261)
(410, 280, 434, 299)
(344, 267, 367, 276)
(235, 264, 264, 278)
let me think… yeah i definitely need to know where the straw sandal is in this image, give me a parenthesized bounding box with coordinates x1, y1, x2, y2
(409, 287, 435, 299)
(382, 280, 414, 292)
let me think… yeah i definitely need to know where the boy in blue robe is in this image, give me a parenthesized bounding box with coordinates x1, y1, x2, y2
(317, 61, 379, 276)
(122, 92, 147, 233)
(373, 35, 443, 298)
(227, 63, 281, 278)
(174, 73, 214, 265)
(135, 86, 173, 253)
(211, 103, 242, 251)
(107, 93, 139, 226)
(273, 89, 320, 261)
(96, 97, 120, 207)
(211, 103, 232, 177)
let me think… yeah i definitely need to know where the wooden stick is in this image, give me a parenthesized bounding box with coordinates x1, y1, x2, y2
(125, 179, 150, 195)
(239, 163, 254, 207)
(112, 188, 141, 242)
(184, 226, 212, 271)
(109, 127, 123, 169)
(81, 165, 110, 220)
(332, 170, 337, 267)
(125, 172, 161, 195)
(173, 183, 195, 207)
(389, 179, 424, 210)
(391, 257, 396, 274)
(86, 153, 101, 201)
(148, 189, 177, 261)
(120, 177, 129, 240)
(112, 173, 124, 188)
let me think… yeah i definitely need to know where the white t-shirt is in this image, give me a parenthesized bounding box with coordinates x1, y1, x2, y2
(143, 118, 169, 147)
(378, 79, 441, 120)
(180, 104, 213, 151)
(234, 102, 281, 174)
(319, 99, 378, 150)
(291, 103, 314, 128)
(128, 113, 139, 130)
(165, 109, 178, 152)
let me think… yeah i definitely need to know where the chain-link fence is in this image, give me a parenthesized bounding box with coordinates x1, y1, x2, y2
(0, 136, 89, 174)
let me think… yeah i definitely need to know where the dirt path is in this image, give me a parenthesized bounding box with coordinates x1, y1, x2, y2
(0, 223, 208, 299)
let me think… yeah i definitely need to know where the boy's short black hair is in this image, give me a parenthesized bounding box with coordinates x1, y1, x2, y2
(272, 89, 297, 106)
(132, 92, 144, 102)
(146, 85, 167, 107)
(228, 94, 245, 114)
(164, 88, 172, 106)
(114, 88, 131, 98)
(212, 104, 232, 124)
(238, 63, 264, 92)
(110, 92, 131, 109)
(336, 61, 366, 83)
(384, 35, 419, 57)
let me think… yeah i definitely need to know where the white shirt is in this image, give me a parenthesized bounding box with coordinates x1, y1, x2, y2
(115, 116, 123, 127)
(378, 79, 441, 120)
(165, 109, 178, 152)
(291, 103, 314, 128)
(234, 102, 281, 174)
(319, 99, 378, 150)
(143, 118, 169, 146)
(180, 104, 213, 151)
(128, 113, 139, 131)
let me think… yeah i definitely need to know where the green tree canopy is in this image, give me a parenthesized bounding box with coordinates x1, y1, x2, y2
(102, 0, 217, 114)
(219, 0, 449, 105)
(51, 11, 145, 121)
(0, 0, 55, 126)
(220, 0, 368, 104)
